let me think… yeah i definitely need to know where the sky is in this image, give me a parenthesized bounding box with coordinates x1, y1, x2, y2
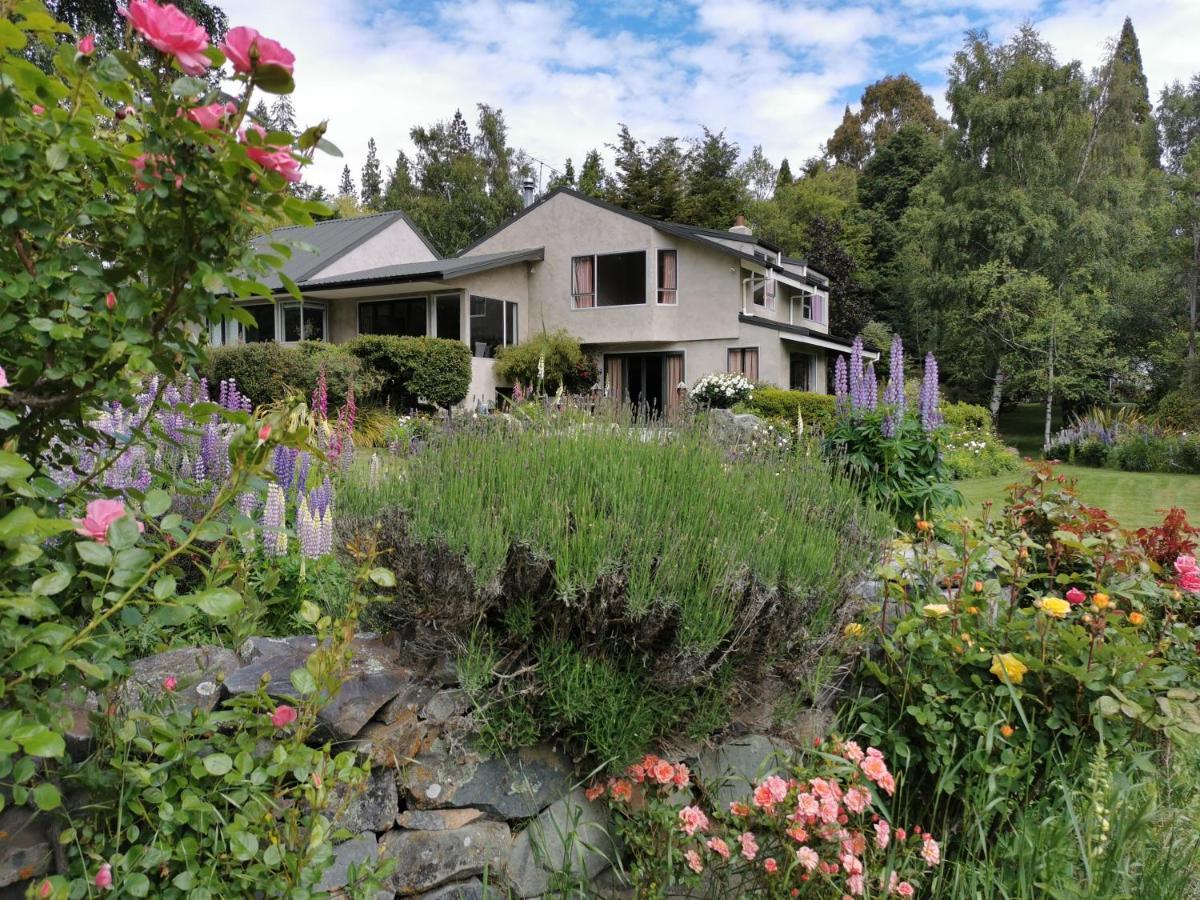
(217, 0, 1200, 193)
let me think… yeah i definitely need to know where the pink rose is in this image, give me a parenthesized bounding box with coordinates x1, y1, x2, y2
(221, 26, 295, 76)
(897, 882, 915, 898)
(1177, 556, 1200, 593)
(187, 101, 236, 130)
(796, 846, 819, 871)
(105, 291, 116, 311)
(684, 848, 703, 874)
(32, 104, 45, 115)
(119, 1, 211, 76)
(921, 834, 941, 866)
(1065, 587, 1086, 606)
(874, 819, 890, 848)
(844, 786, 871, 814)
(244, 143, 302, 183)
(270, 704, 297, 728)
(163, 676, 177, 691)
(739, 831, 758, 861)
(75, 498, 143, 544)
(258, 423, 272, 441)
(678, 805, 709, 837)
(78, 34, 96, 56)
(94, 862, 113, 890)
(0, 365, 8, 388)
(763, 857, 778, 874)
(706, 837, 730, 859)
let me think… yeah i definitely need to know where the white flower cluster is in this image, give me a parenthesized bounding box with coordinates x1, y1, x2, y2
(691, 372, 754, 407)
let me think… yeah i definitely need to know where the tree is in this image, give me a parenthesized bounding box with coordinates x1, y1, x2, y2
(360, 137, 382, 209)
(609, 124, 655, 212)
(644, 136, 685, 220)
(826, 75, 943, 169)
(251, 98, 271, 128)
(270, 95, 296, 134)
(547, 158, 576, 191)
(382, 150, 416, 209)
(337, 165, 356, 199)
(1159, 80, 1200, 365)
(682, 127, 743, 228)
(738, 144, 778, 201)
(578, 149, 606, 197)
(775, 157, 794, 192)
(1112, 18, 1160, 168)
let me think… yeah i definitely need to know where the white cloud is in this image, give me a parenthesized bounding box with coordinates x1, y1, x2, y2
(214, 0, 1200, 195)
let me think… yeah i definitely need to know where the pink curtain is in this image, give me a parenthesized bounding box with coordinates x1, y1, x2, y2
(666, 354, 685, 418)
(572, 256, 595, 308)
(658, 250, 677, 304)
(811, 293, 823, 324)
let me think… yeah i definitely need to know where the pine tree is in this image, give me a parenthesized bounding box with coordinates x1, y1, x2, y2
(337, 165, 356, 199)
(547, 158, 576, 191)
(251, 99, 272, 129)
(269, 95, 296, 133)
(360, 138, 383, 209)
(775, 157, 794, 191)
(609, 124, 655, 212)
(578, 149, 606, 197)
(382, 150, 416, 209)
(681, 127, 742, 228)
(1111, 17, 1161, 167)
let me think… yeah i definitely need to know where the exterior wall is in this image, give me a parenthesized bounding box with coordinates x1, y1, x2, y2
(463, 193, 742, 344)
(443, 263, 531, 346)
(315, 219, 438, 278)
(467, 358, 501, 410)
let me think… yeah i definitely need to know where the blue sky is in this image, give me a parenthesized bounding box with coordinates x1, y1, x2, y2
(219, 0, 1200, 192)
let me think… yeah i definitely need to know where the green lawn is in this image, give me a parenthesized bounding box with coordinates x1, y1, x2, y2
(956, 464, 1200, 530)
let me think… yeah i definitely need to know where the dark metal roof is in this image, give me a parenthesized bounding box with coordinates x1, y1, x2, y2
(738, 314, 872, 353)
(458, 188, 786, 267)
(252, 210, 440, 288)
(300, 247, 544, 290)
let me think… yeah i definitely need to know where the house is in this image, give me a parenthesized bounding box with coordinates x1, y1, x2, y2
(216, 188, 870, 411)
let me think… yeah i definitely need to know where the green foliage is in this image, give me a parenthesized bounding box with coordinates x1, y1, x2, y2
(344, 334, 470, 410)
(739, 387, 837, 434)
(494, 329, 597, 394)
(1108, 430, 1200, 474)
(345, 420, 887, 765)
(940, 402, 1021, 479)
(206, 341, 371, 409)
(1154, 387, 1200, 430)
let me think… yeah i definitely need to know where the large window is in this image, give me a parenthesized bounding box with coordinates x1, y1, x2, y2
(242, 304, 276, 343)
(657, 249, 677, 305)
(790, 352, 814, 391)
(281, 302, 326, 343)
(571, 251, 646, 308)
(470, 295, 517, 358)
(358, 297, 427, 337)
(728, 347, 759, 381)
(744, 273, 775, 310)
(435, 294, 460, 340)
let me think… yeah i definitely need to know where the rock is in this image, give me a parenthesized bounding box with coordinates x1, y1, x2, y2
(331, 768, 398, 834)
(422, 689, 468, 723)
(379, 821, 510, 896)
(353, 710, 430, 769)
(119, 645, 239, 714)
(779, 708, 834, 747)
(0, 808, 50, 888)
(396, 809, 485, 831)
(377, 682, 437, 725)
(403, 744, 571, 819)
(315, 832, 378, 894)
(707, 408, 767, 444)
(227, 635, 413, 738)
(506, 788, 616, 897)
(416, 879, 486, 899)
(64, 691, 98, 761)
(697, 734, 793, 808)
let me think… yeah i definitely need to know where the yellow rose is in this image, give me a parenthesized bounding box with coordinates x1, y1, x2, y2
(923, 603, 951, 618)
(1092, 593, 1110, 610)
(844, 622, 866, 639)
(1040, 597, 1071, 619)
(1128, 611, 1145, 626)
(991, 653, 1028, 685)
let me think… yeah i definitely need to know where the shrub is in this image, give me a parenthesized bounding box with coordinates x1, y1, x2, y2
(344, 334, 470, 410)
(1154, 387, 1200, 431)
(494, 329, 597, 394)
(690, 372, 754, 408)
(940, 402, 1020, 479)
(342, 420, 888, 766)
(942, 400, 992, 432)
(740, 386, 836, 434)
(207, 341, 370, 408)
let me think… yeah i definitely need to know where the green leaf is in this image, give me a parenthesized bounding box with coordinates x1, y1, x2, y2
(229, 830, 259, 860)
(290, 667, 317, 696)
(0, 508, 73, 540)
(369, 567, 396, 588)
(299, 600, 320, 624)
(0, 19, 28, 52)
(125, 873, 150, 897)
(76, 540, 112, 567)
(252, 64, 294, 95)
(202, 753, 233, 776)
(106, 514, 142, 550)
(186, 588, 243, 618)
(0, 450, 33, 481)
(45, 144, 69, 171)
(153, 575, 177, 601)
(170, 75, 207, 97)
(31, 568, 71, 596)
(32, 782, 61, 811)
(20, 729, 65, 759)
(143, 489, 171, 517)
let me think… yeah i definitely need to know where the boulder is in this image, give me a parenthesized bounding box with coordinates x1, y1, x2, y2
(402, 744, 571, 819)
(422, 689, 469, 723)
(0, 807, 50, 888)
(506, 788, 616, 897)
(353, 710, 430, 769)
(697, 734, 793, 808)
(415, 879, 486, 899)
(227, 635, 414, 738)
(379, 820, 510, 896)
(331, 768, 398, 835)
(707, 408, 768, 444)
(396, 809, 485, 831)
(377, 682, 437, 725)
(119, 645, 239, 714)
(315, 832, 377, 894)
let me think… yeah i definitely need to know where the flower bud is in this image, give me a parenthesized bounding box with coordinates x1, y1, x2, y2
(258, 423, 271, 441)
(105, 291, 116, 311)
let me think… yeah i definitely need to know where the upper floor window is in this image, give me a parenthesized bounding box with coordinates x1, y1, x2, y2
(744, 273, 775, 311)
(657, 249, 677, 305)
(572, 251, 646, 308)
(470, 295, 517, 358)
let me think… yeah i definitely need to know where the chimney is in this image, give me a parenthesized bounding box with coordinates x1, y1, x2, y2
(730, 214, 752, 236)
(521, 177, 536, 208)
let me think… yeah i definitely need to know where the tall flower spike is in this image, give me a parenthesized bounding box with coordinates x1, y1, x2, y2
(884, 335, 905, 412)
(261, 483, 287, 557)
(848, 337, 865, 410)
(312, 364, 328, 422)
(834, 355, 849, 413)
(864, 366, 878, 410)
(919, 352, 942, 432)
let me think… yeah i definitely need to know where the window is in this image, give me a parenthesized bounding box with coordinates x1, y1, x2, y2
(571, 251, 646, 308)
(358, 297, 427, 337)
(790, 352, 814, 391)
(470, 295, 517, 358)
(745, 273, 775, 310)
(242, 304, 276, 343)
(657, 249, 677, 304)
(281, 302, 326, 343)
(435, 294, 461, 340)
(794, 290, 824, 325)
(208, 317, 241, 347)
(728, 348, 759, 381)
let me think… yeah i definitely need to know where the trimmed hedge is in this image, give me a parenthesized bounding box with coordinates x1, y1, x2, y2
(205, 341, 369, 409)
(494, 329, 597, 394)
(740, 386, 837, 433)
(344, 334, 471, 410)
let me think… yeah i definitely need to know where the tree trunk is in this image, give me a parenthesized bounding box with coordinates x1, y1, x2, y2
(1043, 335, 1055, 452)
(989, 362, 1006, 426)
(1189, 219, 1198, 361)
